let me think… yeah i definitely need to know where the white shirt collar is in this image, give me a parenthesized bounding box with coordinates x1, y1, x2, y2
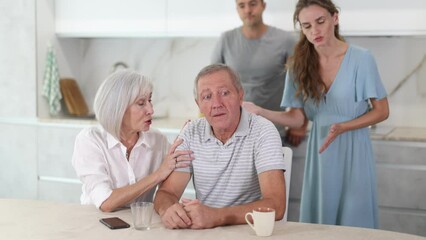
(105, 128, 153, 150)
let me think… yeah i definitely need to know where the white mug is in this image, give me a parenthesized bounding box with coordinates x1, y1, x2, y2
(245, 207, 275, 237)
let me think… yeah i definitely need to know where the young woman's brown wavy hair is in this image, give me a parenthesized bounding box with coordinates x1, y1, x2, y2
(286, 0, 344, 104)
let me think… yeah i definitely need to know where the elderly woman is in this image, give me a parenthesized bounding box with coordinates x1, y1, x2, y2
(72, 70, 193, 212)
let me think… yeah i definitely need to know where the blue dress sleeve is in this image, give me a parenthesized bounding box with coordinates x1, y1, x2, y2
(280, 71, 304, 108)
(355, 50, 387, 102)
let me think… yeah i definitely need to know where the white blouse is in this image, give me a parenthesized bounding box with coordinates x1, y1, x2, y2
(72, 125, 170, 208)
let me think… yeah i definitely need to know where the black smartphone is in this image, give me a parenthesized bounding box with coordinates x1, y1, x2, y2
(99, 217, 130, 229)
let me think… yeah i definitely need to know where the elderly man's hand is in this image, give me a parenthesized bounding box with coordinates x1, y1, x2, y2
(160, 202, 192, 229)
(182, 199, 219, 229)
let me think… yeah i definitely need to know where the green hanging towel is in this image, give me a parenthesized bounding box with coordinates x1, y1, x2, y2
(42, 44, 62, 115)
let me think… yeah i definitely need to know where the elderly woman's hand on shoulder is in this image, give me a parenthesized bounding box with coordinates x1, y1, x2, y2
(156, 139, 194, 181)
(242, 101, 262, 115)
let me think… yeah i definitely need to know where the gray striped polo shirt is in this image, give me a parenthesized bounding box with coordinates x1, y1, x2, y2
(176, 109, 286, 208)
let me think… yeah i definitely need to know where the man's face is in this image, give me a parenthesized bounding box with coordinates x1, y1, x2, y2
(196, 70, 243, 135)
(236, 0, 265, 27)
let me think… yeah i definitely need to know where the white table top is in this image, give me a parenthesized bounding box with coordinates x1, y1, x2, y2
(1, 199, 424, 240)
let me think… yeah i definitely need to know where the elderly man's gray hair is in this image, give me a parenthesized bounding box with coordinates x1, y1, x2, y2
(193, 63, 243, 100)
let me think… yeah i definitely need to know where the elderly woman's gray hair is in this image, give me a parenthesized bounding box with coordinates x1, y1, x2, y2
(193, 63, 243, 100)
(94, 70, 153, 139)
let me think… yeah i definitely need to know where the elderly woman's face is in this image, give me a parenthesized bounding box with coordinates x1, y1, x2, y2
(121, 93, 154, 133)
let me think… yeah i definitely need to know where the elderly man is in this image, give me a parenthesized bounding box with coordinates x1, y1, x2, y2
(153, 63, 286, 229)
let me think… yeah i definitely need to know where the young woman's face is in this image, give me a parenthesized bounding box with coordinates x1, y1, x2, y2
(121, 92, 154, 133)
(298, 4, 338, 47)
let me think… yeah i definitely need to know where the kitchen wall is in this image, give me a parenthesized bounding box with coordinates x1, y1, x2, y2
(350, 37, 426, 128)
(1, 0, 426, 236)
(0, 0, 37, 118)
(51, 38, 219, 119)
(45, 36, 426, 127)
(0, 0, 38, 200)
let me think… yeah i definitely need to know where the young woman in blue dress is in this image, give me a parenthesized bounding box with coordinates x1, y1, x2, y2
(243, 0, 389, 228)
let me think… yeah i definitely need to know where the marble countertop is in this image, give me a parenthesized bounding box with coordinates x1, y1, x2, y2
(153, 120, 426, 143)
(151, 117, 194, 134)
(153, 119, 426, 143)
(2, 117, 426, 142)
(371, 126, 426, 142)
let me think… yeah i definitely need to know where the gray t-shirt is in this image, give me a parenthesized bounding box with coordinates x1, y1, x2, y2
(211, 26, 296, 135)
(176, 109, 286, 208)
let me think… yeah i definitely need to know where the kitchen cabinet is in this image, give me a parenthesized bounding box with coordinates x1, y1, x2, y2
(166, 0, 291, 37)
(53, 0, 296, 37)
(334, 0, 426, 36)
(0, 121, 38, 199)
(37, 124, 84, 202)
(53, 0, 426, 37)
(374, 140, 426, 236)
(0, 119, 89, 203)
(166, 0, 239, 37)
(288, 138, 426, 237)
(54, 0, 239, 37)
(55, 0, 167, 37)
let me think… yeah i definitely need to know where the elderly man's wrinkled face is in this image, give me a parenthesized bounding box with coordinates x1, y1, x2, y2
(196, 70, 243, 135)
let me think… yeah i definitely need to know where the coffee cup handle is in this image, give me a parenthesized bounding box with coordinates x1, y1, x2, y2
(245, 212, 255, 231)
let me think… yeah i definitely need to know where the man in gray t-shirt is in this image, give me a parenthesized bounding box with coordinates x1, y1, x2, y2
(212, 0, 307, 146)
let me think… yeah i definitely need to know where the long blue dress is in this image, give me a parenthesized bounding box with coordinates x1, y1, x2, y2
(281, 45, 387, 228)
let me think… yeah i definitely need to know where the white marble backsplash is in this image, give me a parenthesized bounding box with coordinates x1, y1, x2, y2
(46, 36, 426, 127)
(53, 38, 217, 119)
(1, 0, 425, 127)
(347, 37, 426, 128)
